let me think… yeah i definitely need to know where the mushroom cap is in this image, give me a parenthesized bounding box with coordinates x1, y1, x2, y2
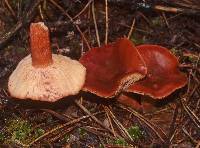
(8, 54, 86, 102)
(126, 45, 187, 99)
(80, 38, 147, 98)
(117, 94, 142, 111)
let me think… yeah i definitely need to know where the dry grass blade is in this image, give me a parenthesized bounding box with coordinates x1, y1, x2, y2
(49, 126, 76, 143)
(82, 126, 116, 139)
(105, 0, 108, 44)
(118, 104, 167, 143)
(104, 106, 117, 137)
(104, 106, 134, 142)
(182, 127, 198, 144)
(73, 0, 93, 19)
(40, 109, 70, 122)
(181, 98, 200, 129)
(161, 12, 170, 29)
(174, 1, 200, 10)
(74, 99, 115, 136)
(0, 0, 43, 49)
(48, 0, 91, 50)
(27, 111, 103, 147)
(92, 1, 100, 47)
(38, 5, 44, 20)
(154, 5, 183, 13)
(4, 0, 16, 19)
(127, 18, 135, 39)
(167, 105, 179, 145)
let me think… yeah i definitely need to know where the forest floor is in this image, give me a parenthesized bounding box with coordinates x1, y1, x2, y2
(0, 0, 199, 147)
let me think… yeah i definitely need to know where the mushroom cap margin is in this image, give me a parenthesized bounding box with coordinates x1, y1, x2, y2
(8, 54, 86, 102)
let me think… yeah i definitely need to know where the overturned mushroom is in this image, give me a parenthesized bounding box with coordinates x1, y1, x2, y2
(8, 22, 86, 102)
(126, 45, 187, 99)
(80, 38, 147, 98)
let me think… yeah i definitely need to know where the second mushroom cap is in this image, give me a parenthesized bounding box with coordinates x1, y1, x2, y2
(80, 38, 147, 98)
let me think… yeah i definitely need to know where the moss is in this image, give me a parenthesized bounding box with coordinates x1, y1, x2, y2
(16, 47, 26, 54)
(34, 128, 45, 138)
(113, 137, 128, 146)
(152, 17, 163, 27)
(5, 118, 32, 144)
(127, 125, 144, 140)
(0, 132, 5, 142)
(62, 134, 70, 143)
(131, 34, 145, 45)
(78, 128, 87, 139)
(170, 48, 180, 56)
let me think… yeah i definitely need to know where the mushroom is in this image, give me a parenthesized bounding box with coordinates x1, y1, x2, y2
(80, 38, 147, 98)
(126, 45, 187, 99)
(8, 22, 86, 102)
(117, 94, 143, 111)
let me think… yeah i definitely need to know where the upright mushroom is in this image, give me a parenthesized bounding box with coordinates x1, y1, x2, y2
(80, 38, 147, 98)
(8, 22, 86, 102)
(126, 45, 187, 99)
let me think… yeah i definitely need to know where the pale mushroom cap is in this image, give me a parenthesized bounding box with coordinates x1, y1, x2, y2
(8, 54, 86, 102)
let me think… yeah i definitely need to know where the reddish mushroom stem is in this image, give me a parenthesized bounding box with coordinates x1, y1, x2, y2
(30, 22, 53, 68)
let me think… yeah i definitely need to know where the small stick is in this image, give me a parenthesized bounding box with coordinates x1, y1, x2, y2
(4, 0, 16, 19)
(82, 126, 116, 139)
(92, 1, 100, 47)
(49, 126, 76, 143)
(154, 5, 182, 13)
(27, 111, 103, 146)
(161, 12, 170, 29)
(40, 109, 70, 122)
(38, 4, 44, 20)
(73, 0, 93, 19)
(104, 106, 117, 137)
(75, 99, 115, 136)
(118, 104, 166, 143)
(127, 18, 135, 39)
(105, 106, 134, 141)
(0, 0, 42, 49)
(182, 127, 198, 144)
(181, 98, 200, 129)
(105, 0, 108, 44)
(166, 105, 179, 146)
(49, 0, 91, 50)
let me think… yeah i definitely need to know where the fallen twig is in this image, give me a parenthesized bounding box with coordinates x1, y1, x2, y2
(4, 0, 16, 19)
(40, 109, 70, 122)
(104, 106, 117, 137)
(73, 0, 93, 19)
(127, 18, 135, 39)
(92, 1, 101, 47)
(117, 104, 167, 143)
(48, 0, 91, 50)
(105, 0, 108, 44)
(0, 0, 43, 49)
(182, 127, 198, 145)
(154, 4, 200, 15)
(181, 98, 200, 129)
(74, 99, 116, 136)
(105, 106, 134, 142)
(27, 111, 103, 147)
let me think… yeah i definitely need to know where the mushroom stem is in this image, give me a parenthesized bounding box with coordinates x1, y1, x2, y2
(30, 22, 53, 68)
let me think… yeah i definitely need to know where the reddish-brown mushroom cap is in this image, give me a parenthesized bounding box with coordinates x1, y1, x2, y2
(80, 38, 147, 98)
(126, 45, 187, 99)
(117, 94, 143, 111)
